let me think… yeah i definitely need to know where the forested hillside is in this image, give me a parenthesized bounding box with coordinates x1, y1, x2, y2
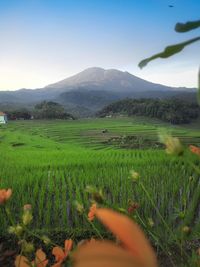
(97, 98, 200, 124)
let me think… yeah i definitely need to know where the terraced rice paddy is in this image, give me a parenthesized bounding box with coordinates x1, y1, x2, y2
(0, 117, 200, 247)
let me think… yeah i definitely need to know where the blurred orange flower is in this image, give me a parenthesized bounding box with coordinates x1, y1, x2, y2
(88, 203, 97, 221)
(73, 208, 158, 267)
(15, 249, 48, 267)
(78, 238, 98, 247)
(0, 188, 12, 204)
(52, 239, 73, 266)
(189, 145, 200, 156)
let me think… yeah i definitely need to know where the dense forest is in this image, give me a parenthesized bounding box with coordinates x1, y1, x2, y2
(5, 101, 75, 120)
(97, 98, 200, 124)
(34, 101, 75, 120)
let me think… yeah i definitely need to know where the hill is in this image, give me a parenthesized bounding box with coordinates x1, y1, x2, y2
(97, 98, 200, 124)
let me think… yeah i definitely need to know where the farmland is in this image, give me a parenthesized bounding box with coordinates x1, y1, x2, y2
(0, 117, 200, 249)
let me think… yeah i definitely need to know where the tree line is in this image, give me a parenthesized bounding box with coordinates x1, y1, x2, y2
(5, 101, 75, 120)
(97, 98, 200, 124)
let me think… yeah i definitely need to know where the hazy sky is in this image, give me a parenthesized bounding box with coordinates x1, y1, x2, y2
(0, 0, 199, 90)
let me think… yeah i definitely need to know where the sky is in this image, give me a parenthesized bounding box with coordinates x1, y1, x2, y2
(0, 0, 199, 91)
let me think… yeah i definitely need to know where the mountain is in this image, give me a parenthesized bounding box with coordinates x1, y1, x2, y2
(45, 67, 192, 93)
(0, 67, 196, 116)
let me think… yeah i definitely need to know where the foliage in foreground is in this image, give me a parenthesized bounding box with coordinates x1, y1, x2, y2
(1, 136, 200, 266)
(138, 18, 200, 104)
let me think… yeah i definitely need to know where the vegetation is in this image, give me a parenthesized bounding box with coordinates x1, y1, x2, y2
(1, 19, 200, 265)
(6, 108, 32, 120)
(34, 101, 75, 120)
(3, 101, 75, 120)
(97, 98, 200, 124)
(0, 118, 199, 233)
(0, 118, 200, 265)
(2, 192, 159, 267)
(138, 19, 200, 104)
(1, 9, 200, 267)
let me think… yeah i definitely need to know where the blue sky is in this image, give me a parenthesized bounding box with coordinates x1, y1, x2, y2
(0, 0, 199, 90)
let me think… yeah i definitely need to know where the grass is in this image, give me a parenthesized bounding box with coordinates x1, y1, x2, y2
(0, 117, 200, 250)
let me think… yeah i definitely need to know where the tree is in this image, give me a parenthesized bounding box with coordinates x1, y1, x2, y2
(97, 98, 199, 124)
(34, 101, 74, 120)
(7, 108, 32, 120)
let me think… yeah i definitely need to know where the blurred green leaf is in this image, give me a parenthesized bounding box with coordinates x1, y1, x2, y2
(138, 36, 200, 69)
(175, 20, 200, 32)
(198, 67, 200, 105)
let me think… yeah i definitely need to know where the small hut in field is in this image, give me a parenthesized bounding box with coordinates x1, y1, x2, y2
(0, 112, 8, 124)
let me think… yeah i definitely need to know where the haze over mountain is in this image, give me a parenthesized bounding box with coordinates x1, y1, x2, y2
(45, 67, 193, 92)
(0, 67, 196, 116)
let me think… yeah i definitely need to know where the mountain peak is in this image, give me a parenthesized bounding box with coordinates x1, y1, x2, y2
(46, 67, 137, 90)
(30, 67, 193, 95)
(83, 67, 105, 72)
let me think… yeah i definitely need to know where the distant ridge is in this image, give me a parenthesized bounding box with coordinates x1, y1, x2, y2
(0, 67, 196, 117)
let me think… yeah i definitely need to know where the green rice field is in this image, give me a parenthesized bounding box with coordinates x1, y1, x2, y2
(0, 117, 200, 247)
